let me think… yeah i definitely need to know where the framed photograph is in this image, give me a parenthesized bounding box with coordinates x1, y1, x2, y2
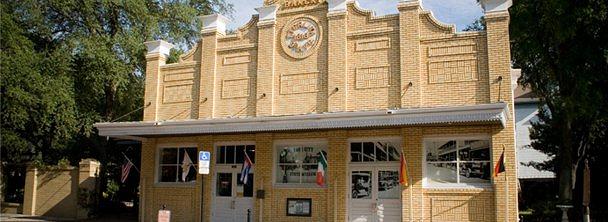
(286, 198, 312, 217)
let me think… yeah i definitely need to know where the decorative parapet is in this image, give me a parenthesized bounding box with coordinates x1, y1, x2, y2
(256, 5, 279, 27)
(200, 14, 230, 35)
(479, 0, 512, 13)
(143, 40, 174, 57)
(327, 0, 348, 15)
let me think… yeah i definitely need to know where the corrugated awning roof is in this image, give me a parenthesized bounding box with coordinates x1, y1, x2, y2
(94, 103, 508, 140)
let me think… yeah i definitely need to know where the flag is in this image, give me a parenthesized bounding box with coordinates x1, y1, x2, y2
(181, 151, 193, 182)
(240, 151, 253, 185)
(121, 161, 133, 183)
(399, 153, 409, 186)
(316, 151, 328, 186)
(493, 149, 506, 177)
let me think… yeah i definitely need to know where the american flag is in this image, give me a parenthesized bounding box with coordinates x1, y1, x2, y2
(121, 161, 134, 183)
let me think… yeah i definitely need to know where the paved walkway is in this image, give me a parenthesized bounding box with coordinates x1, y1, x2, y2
(0, 214, 136, 222)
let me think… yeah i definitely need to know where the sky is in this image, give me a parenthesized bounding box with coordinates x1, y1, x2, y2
(224, 0, 483, 31)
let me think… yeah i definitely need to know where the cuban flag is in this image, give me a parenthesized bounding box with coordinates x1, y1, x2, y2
(240, 151, 253, 185)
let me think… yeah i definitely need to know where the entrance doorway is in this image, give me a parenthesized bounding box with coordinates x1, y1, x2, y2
(348, 140, 402, 222)
(349, 166, 401, 222)
(211, 144, 255, 222)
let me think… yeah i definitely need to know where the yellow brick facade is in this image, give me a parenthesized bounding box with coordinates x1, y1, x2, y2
(136, 1, 517, 221)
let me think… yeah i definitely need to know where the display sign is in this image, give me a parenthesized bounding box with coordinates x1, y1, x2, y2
(286, 198, 312, 217)
(198, 151, 211, 174)
(158, 210, 171, 222)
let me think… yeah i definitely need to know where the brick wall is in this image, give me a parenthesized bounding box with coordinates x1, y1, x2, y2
(22, 159, 100, 220)
(138, 1, 517, 221)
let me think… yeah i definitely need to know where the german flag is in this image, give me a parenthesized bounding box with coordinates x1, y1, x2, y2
(493, 148, 505, 177)
(399, 153, 409, 186)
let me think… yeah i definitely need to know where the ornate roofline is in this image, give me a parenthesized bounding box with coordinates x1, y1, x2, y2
(420, 10, 455, 33)
(348, 2, 399, 21)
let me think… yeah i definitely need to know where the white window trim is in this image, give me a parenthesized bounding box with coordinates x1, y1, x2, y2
(155, 143, 198, 187)
(273, 139, 328, 188)
(347, 136, 402, 163)
(214, 141, 256, 165)
(422, 135, 493, 189)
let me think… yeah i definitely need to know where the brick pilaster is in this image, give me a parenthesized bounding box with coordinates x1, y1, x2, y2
(255, 14, 278, 116)
(485, 8, 518, 222)
(143, 40, 173, 121)
(398, 0, 423, 109)
(327, 8, 348, 112)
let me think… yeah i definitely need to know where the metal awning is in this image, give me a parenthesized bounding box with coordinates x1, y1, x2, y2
(94, 103, 508, 140)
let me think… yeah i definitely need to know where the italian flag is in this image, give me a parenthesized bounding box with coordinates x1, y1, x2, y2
(316, 152, 328, 186)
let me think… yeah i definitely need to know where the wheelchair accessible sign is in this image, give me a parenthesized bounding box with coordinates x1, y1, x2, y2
(198, 151, 211, 175)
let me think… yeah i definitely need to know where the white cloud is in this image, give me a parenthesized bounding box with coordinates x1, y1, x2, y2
(224, 0, 483, 31)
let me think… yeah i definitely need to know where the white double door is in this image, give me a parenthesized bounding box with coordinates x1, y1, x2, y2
(349, 165, 402, 222)
(211, 166, 254, 222)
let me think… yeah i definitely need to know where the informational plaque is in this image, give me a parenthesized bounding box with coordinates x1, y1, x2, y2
(286, 198, 312, 217)
(158, 209, 171, 222)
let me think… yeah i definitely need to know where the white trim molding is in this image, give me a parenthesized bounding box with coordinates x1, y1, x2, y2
(95, 103, 508, 140)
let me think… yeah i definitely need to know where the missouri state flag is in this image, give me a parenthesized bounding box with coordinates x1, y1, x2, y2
(316, 152, 328, 186)
(399, 153, 409, 186)
(493, 148, 506, 177)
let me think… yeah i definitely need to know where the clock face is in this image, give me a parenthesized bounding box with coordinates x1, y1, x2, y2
(281, 17, 321, 59)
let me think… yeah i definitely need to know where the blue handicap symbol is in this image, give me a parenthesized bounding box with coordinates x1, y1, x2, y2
(199, 151, 210, 161)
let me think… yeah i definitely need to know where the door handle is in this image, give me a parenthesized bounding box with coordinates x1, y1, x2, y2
(231, 200, 236, 209)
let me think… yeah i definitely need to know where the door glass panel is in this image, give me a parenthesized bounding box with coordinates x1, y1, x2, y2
(246, 145, 256, 163)
(216, 173, 232, 197)
(226, 146, 235, 164)
(351, 171, 372, 199)
(235, 145, 245, 164)
(217, 146, 226, 164)
(363, 142, 375, 162)
(375, 142, 388, 161)
(378, 171, 399, 199)
(350, 142, 362, 162)
(237, 173, 254, 197)
(388, 145, 400, 161)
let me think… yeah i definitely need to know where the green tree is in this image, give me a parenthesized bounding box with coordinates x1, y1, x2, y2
(1, 3, 78, 164)
(510, 0, 608, 220)
(1, 0, 232, 206)
(2, 0, 231, 163)
(463, 16, 485, 32)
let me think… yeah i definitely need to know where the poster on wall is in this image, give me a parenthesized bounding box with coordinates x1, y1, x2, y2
(286, 198, 312, 217)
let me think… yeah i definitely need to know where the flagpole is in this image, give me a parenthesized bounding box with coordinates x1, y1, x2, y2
(503, 145, 509, 222)
(122, 152, 141, 173)
(408, 164, 413, 222)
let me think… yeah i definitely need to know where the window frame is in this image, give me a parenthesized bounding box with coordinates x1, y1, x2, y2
(155, 143, 199, 186)
(273, 139, 328, 188)
(214, 141, 256, 165)
(348, 137, 402, 164)
(423, 135, 493, 189)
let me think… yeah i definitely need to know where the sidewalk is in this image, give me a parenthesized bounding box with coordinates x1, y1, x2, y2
(0, 213, 136, 222)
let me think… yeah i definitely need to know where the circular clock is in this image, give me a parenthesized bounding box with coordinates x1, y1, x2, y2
(281, 17, 322, 59)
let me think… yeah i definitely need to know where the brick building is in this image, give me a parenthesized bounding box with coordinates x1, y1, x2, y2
(95, 0, 517, 221)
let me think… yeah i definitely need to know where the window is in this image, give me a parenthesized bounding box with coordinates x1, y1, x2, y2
(217, 145, 255, 164)
(275, 141, 327, 185)
(350, 141, 400, 162)
(425, 138, 491, 187)
(158, 147, 198, 183)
